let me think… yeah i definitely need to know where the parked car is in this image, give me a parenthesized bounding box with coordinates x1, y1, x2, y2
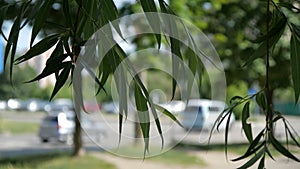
(38, 111, 106, 144)
(181, 99, 235, 131)
(24, 99, 49, 112)
(44, 98, 74, 112)
(0, 100, 7, 110)
(7, 98, 26, 111)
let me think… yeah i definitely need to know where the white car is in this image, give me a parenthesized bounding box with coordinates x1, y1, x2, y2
(181, 99, 235, 131)
(38, 111, 106, 144)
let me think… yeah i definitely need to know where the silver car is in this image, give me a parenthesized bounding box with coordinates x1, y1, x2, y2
(38, 111, 106, 144)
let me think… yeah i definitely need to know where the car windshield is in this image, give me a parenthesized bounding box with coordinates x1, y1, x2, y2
(44, 116, 58, 122)
(185, 106, 202, 113)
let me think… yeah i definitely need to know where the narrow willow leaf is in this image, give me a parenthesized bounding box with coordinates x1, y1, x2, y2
(290, 33, 300, 102)
(63, 0, 73, 28)
(284, 120, 300, 147)
(46, 40, 66, 65)
(278, 2, 300, 13)
(256, 91, 267, 111)
(63, 35, 71, 55)
(140, 0, 161, 48)
(154, 104, 183, 127)
(72, 66, 88, 114)
(258, 155, 265, 169)
(230, 96, 244, 104)
(242, 102, 253, 143)
(102, 0, 123, 38)
(253, 16, 286, 43)
(15, 34, 60, 64)
(4, 2, 29, 80)
(149, 103, 164, 148)
(134, 82, 150, 153)
(6, 15, 21, 79)
(265, 145, 275, 161)
(50, 63, 72, 101)
(237, 148, 264, 169)
(79, 59, 106, 94)
(243, 26, 284, 67)
(31, 0, 54, 46)
(26, 61, 72, 83)
(224, 111, 234, 160)
(23, 0, 43, 26)
(171, 36, 182, 99)
(270, 134, 300, 162)
(158, 0, 167, 12)
(232, 130, 265, 161)
(291, 24, 300, 38)
(114, 63, 128, 118)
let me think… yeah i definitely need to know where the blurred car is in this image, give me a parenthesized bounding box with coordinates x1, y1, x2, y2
(7, 98, 26, 111)
(0, 100, 7, 110)
(38, 111, 106, 144)
(181, 99, 235, 131)
(44, 98, 74, 112)
(84, 100, 101, 113)
(24, 99, 49, 112)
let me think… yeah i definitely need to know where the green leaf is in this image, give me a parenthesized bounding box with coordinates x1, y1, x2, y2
(140, 0, 161, 48)
(79, 58, 106, 94)
(4, 2, 29, 80)
(284, 120, 300, 147)
(15, 34, 61, 64)
(265, 145, 275, 161)
(290, 32, 300, 103)
(291, 24, 300, 39)
(237, 148, 264, 169)
(149, 103, 164, 148)
(26, 61, 72, 83)
(63, 35, 71, 54)
(258, 155, 265, 169)
(5, 15, 21, 79)
(154, 104, 183, 127)
(278, 2, 300, 13)
(256, 91, 267, 111)
(31, 0, 54, 46)
(253, 16, 286, 43)
(270, 134, 300, 162)
(134, 82, 150, 154)
(171, 36, 183, 99)
(63, 0, 73, 28)
(50, 63, 72, 101)
(46, 40, 68, 65)
(230, 96, 244, 104)
(243, 25, 284, 67)
(242, 102, 253, 143)
(232, 130, 265, 162)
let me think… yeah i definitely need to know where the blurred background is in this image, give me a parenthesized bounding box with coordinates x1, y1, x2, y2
(0, 0, 300, 169)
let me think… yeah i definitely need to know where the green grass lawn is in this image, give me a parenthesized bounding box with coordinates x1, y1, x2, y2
(0, 119, 39, 134)
(114, 145, 206, 167)
(150, 148, 206, 166)
(0, 153, 116, 169)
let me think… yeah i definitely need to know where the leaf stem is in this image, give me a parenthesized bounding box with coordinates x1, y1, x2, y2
(265, 0, 273, 133)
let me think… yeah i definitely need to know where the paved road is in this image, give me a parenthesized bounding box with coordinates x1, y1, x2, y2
(1, 112, 300, 158)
